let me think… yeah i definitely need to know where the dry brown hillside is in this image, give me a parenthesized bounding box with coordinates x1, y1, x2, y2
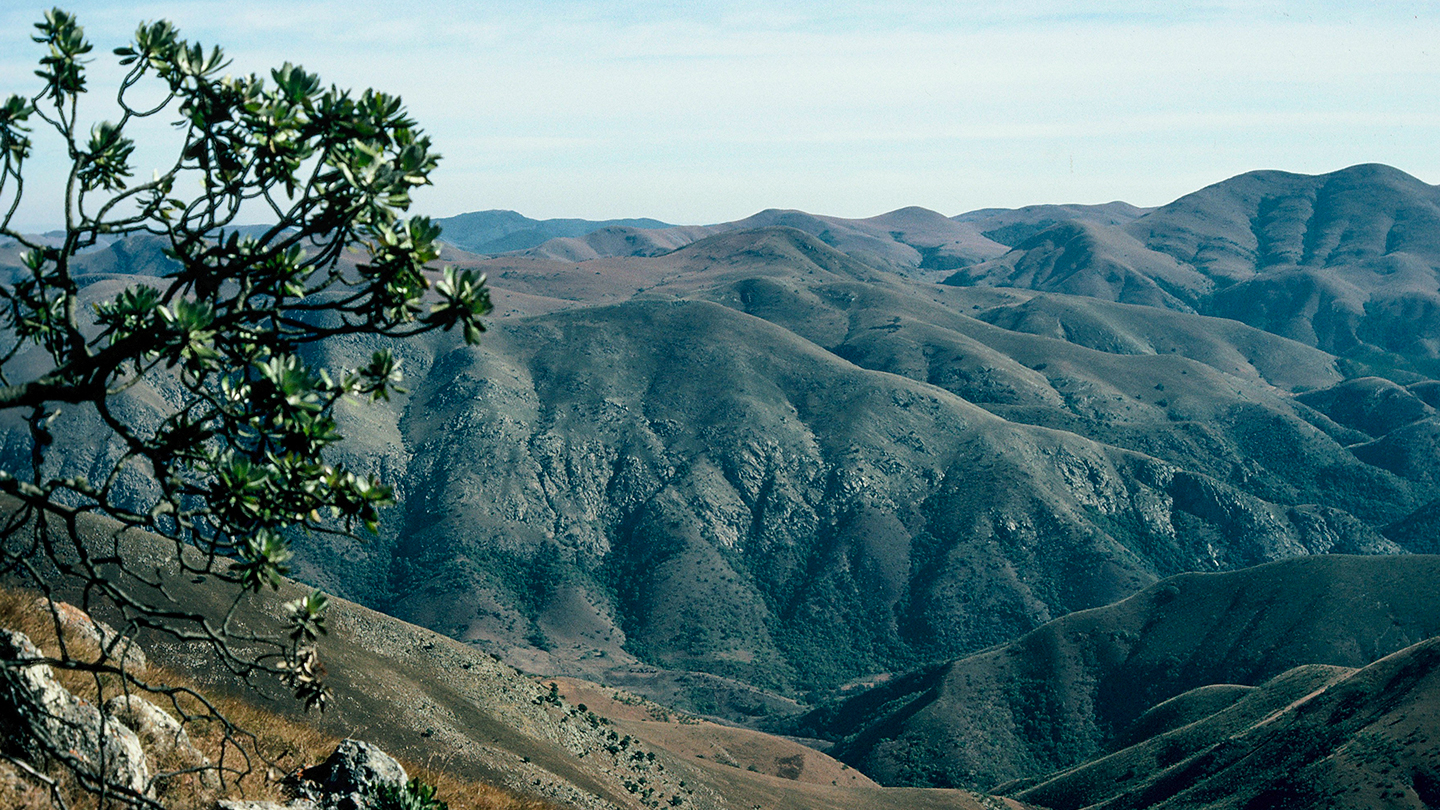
(2, 510, 1008, 810)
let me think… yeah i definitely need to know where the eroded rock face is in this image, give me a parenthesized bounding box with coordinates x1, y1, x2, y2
(103, 694, 217, 788)
(0, 628, 150, 797)
(103, 694, 190, 762)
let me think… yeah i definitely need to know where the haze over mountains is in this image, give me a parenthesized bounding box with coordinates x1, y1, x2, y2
(7, 163, 1440, 807)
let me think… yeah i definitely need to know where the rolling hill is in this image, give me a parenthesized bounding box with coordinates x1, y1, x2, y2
(487, 206, 1010, 281)
(6, 165, 1440, 808)
(1000, 640, 1440, 810)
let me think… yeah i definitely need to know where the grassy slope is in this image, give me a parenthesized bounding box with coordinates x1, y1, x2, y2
(0, 586, 551, 810)
(548, 676, 877, 789)
(1005, 664, 1355, 807)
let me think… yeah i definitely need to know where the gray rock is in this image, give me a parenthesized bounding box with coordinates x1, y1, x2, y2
(104, 694, 219, 788)
(301, 739, 407, 810)
(216, 800, 316, 810)
(0, 628, 150, 796)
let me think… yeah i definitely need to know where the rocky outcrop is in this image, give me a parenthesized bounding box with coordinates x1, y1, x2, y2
(0, 628, 150, 797)
(215, 739, 411, 810)
(292, 739, 409, 810)
(219, 739, 412, 810)
(1, 614, 414, 810)
(32, 597, 147, 672)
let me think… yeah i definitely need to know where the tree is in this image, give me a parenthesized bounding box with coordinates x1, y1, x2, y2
(0, 8, 489, 804)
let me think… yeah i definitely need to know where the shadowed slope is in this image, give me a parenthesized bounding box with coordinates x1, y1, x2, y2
(1011, 638, 1440, 810)
(954, 201, 1153, 248)
(385, 279, 1418, 702)
(794, 555, 1440, 791)
(946, 221, 1209, 310)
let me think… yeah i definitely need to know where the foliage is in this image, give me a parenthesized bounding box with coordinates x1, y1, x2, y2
(0, 7, 489, 805)
(376, 777, 450, 810)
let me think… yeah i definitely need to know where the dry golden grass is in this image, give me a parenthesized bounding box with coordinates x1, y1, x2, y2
(0, 586, 557, 810)
(405, 763, 557, 810)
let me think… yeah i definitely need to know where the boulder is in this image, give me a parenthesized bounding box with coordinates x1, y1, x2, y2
(31, 597, 147, 672)
(0, 628, 150, 796)
(298, 739, 408, 810)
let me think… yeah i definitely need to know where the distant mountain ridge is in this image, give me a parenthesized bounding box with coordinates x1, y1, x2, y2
(436, 206, 1015, 278)
(434, 201, 1164, 284)
(433, 210, 673, 254)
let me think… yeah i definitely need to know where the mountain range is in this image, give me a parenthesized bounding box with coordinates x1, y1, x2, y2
(7, 163, 1440, 807)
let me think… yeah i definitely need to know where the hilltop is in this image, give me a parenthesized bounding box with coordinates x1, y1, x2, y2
(948, 164, 1440, 374)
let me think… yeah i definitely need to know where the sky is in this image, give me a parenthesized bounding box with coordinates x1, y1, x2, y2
(2, 0, 1440, 230)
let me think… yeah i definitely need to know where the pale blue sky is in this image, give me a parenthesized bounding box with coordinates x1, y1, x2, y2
(3, 1, 1439, 230)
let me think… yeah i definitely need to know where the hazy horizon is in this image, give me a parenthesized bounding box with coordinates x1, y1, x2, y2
(2, 1, 1438, 231)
